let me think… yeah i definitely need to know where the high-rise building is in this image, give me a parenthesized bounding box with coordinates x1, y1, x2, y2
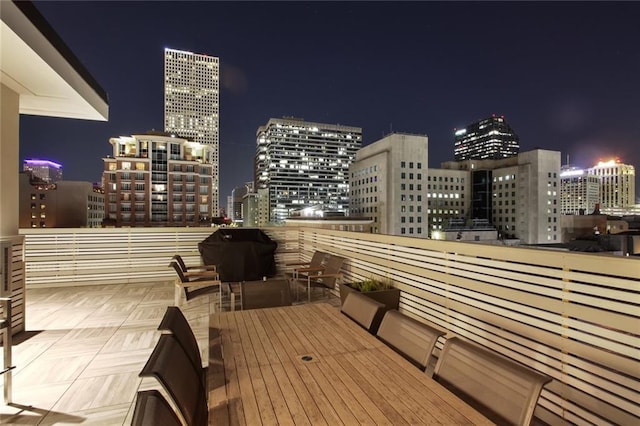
(103, 132, 214, 227)
(454, 115, 520, 161)
(164, 48, 220, 215)
(587, 159, 635, 210)
(23, 159, 63, 183)
(559, 166, 600, 215)
(350, 133, 428, 237)
(440, 149, 561, 244)
(255, 117, 362, 223)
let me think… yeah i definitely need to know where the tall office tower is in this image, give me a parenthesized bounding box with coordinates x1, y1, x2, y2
(255, 117, 362, 223)
(454, 115, 520, 161)
(23, 159, 63, 183)
(587, 160, 636, 210)
(103, 132, 214, 227)
(559, 166, 601, 215)
(164, 48, 220, 215)
(441, 149, 561, 244)
(350, 133, 428, 237)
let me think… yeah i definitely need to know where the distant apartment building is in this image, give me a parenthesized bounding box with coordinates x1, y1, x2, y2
(164, 48, 220, 215)
(103, 132, 214, 227)
(19, 173, 104, 228)
(454, 115, 519, 161)
(559, 166, 600, 215)
(23, 158, 62, 183)
(587, 160, 635, 210)
(350, 133, 428, 237)
(255, 117, 362, 223)
(441, 149, 561, 244)
(243, 188, 270, 227)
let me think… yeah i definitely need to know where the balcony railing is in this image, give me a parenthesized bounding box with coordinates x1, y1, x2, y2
(18, 227, 640, 425)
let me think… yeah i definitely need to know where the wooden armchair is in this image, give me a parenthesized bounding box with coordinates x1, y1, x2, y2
(285, 250, 328, 280)
(171, 254, 218, 278)
(292, 254, 345, 303)
(169, 261, 222, 307)
(434, 336, 552, 425)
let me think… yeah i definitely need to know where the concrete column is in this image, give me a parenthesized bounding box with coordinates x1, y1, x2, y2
(0, 83, 20, 238)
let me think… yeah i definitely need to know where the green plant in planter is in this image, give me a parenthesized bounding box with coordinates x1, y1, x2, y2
(351, 277, 392, 292)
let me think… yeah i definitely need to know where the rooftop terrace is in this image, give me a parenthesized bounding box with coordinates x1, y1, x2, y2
(1, 226, 639, 425)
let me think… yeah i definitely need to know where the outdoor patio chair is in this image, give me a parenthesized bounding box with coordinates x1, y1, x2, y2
(158, 306, 206, 388)
(341, 291, 385, 333)
(284, 250, 328, 280)
(131, 389, 181, 426)
(291, 254, 345, 303)
(433, 336, 552, 426)
(376, 309, 446, 370)
(139, 334, 208, 426)
(169, 261, 222, 307)
(171, 254, 218, 278)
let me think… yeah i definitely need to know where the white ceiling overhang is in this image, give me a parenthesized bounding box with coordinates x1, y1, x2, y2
(0, 1, 108, 121)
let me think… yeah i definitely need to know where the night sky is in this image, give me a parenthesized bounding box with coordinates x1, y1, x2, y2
(21, 1, 640, 206)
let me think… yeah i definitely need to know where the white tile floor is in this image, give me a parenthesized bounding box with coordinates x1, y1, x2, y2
(0, 281, 210, 425)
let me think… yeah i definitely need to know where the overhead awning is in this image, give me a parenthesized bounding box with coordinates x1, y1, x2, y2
(0, 1, 108, 121)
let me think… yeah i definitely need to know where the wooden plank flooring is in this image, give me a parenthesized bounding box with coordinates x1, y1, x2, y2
(0, 281, 212, 425)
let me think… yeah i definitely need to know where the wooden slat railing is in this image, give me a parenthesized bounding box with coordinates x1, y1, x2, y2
(19, 226, 640, 424)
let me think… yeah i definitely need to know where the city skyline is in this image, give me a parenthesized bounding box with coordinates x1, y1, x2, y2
(19, 1, 640, 205)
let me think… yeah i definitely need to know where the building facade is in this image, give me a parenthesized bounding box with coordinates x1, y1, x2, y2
(19, 174, 104, 228)
(23, 158, 63, 183)
(103, 132, 214, 227)
(426, 168, 470, 235)
(255, 117, 362, 223)
(350, 133, 428, 237)
(164, 48, 220, 215)
(242, 188, 270, 227)
(441, 149, 561, 244)
(559, 166, 601, 215)
(454, 115, 520, 161)
(587, 160, 635, 210)
(230, 182, 253, 224)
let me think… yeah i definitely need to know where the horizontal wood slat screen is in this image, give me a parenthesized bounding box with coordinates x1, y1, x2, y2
(296, 228, 640, 426)
(20, 226, 639, 424)
(20, 227, 296, 287)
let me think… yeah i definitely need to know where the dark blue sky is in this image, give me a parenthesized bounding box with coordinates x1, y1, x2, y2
(22, 1, 640, 206)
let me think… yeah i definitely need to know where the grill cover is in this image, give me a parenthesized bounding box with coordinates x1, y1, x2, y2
(198, 228, 277, 282)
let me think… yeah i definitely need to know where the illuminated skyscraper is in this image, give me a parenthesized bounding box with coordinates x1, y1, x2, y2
(587, 159, 635, 210)
(255, 117, 362, 223)
(454, 115, 519, 161)
(559, 166, 600, 215)
(23, 159, 63, 183)
(164, 48, 220, 214)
